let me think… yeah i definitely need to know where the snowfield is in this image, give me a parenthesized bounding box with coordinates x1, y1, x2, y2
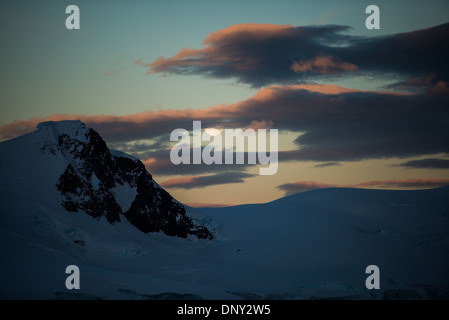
(1, 122, 448, 299)
(1, 184, 448, 300)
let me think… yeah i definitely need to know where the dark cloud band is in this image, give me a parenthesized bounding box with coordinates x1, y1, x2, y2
(2, 84, 448, 174)
(140, 23, 449, 88)
(277, 179, 449, 196)
(396, 158, 449, 169)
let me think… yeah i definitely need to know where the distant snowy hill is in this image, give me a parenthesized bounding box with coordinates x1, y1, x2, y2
(1, 121, 448, 299)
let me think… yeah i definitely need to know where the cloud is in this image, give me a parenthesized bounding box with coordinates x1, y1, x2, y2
(396, 158, 449, 169)
(394, 74, 436, 91)
(314, 162, 342, 168)
(143, 155, 252, 176)
(291, 54, 358, 74)
(185, 202, 234, 208)
(139, 23, 355, 87)
(245, 120, 273, 130)
(1, 83, 448, 170)
(109, 135, 171, 154)
(356, 179, 449, 189)
(139, 22, 449, 88)
(277, 179, 449, 196)
(388, 75, 449, 95)
(160, 172, 253, 189)
(104, 58, 123, 77)
(104, 69, 120, 77)
(429, 81, 449, 95)
(0, 110, 226, 143)
(277, 181, 337, 195)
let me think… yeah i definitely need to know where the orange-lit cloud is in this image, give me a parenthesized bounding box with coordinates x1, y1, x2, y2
(0, 108, 226, 142)
(203, 23, 293, 45)
(291, 54, 358, 74)
(245, 120, 273, 131)
(0, 83, 366, 141)
(138, 22, 449, 87)
(429, 81, 449, 95)
(1, 83, 447, 176)
(160, 176, 202, 188)
(137, 23, 357, 86)
(144, 23, 295, 77)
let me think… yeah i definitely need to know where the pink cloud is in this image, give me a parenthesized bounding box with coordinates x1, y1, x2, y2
(135, 22, 449, 88)
(146, 24, 294, 74)
(204, 23, 293, 44)
(291, 54, 358, 74)
(0, 107, 230, 142)
(139, 23, 308, 80)
(429, 81, 449, 95)
(1, 82, 445, 172)
(245, 120, 273, 131)
(3, 83, 371, 141)
(160, 176, 202, 188)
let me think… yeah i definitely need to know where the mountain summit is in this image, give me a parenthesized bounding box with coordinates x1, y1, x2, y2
(0, 120, 212, 240)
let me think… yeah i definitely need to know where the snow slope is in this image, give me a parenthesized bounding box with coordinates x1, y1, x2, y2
(2, 185, 448, 300)
(1, 122, 449, 299)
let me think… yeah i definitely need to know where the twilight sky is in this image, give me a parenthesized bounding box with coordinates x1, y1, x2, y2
(1, 0, 449, 206)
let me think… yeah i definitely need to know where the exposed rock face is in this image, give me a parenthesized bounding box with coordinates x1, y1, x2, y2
(39, 121, 212, 239)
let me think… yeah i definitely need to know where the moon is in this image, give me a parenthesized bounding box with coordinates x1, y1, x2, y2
(205, 127, 223, 136)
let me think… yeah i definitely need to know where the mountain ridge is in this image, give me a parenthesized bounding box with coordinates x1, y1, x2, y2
(0, 120, 212, 239)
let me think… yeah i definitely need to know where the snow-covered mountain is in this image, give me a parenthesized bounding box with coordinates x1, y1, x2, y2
(0, 120, 211, 240)
(1, 121, 449, 299)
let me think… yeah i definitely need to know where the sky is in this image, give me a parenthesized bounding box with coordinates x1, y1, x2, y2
(1, 0, 449, 206)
